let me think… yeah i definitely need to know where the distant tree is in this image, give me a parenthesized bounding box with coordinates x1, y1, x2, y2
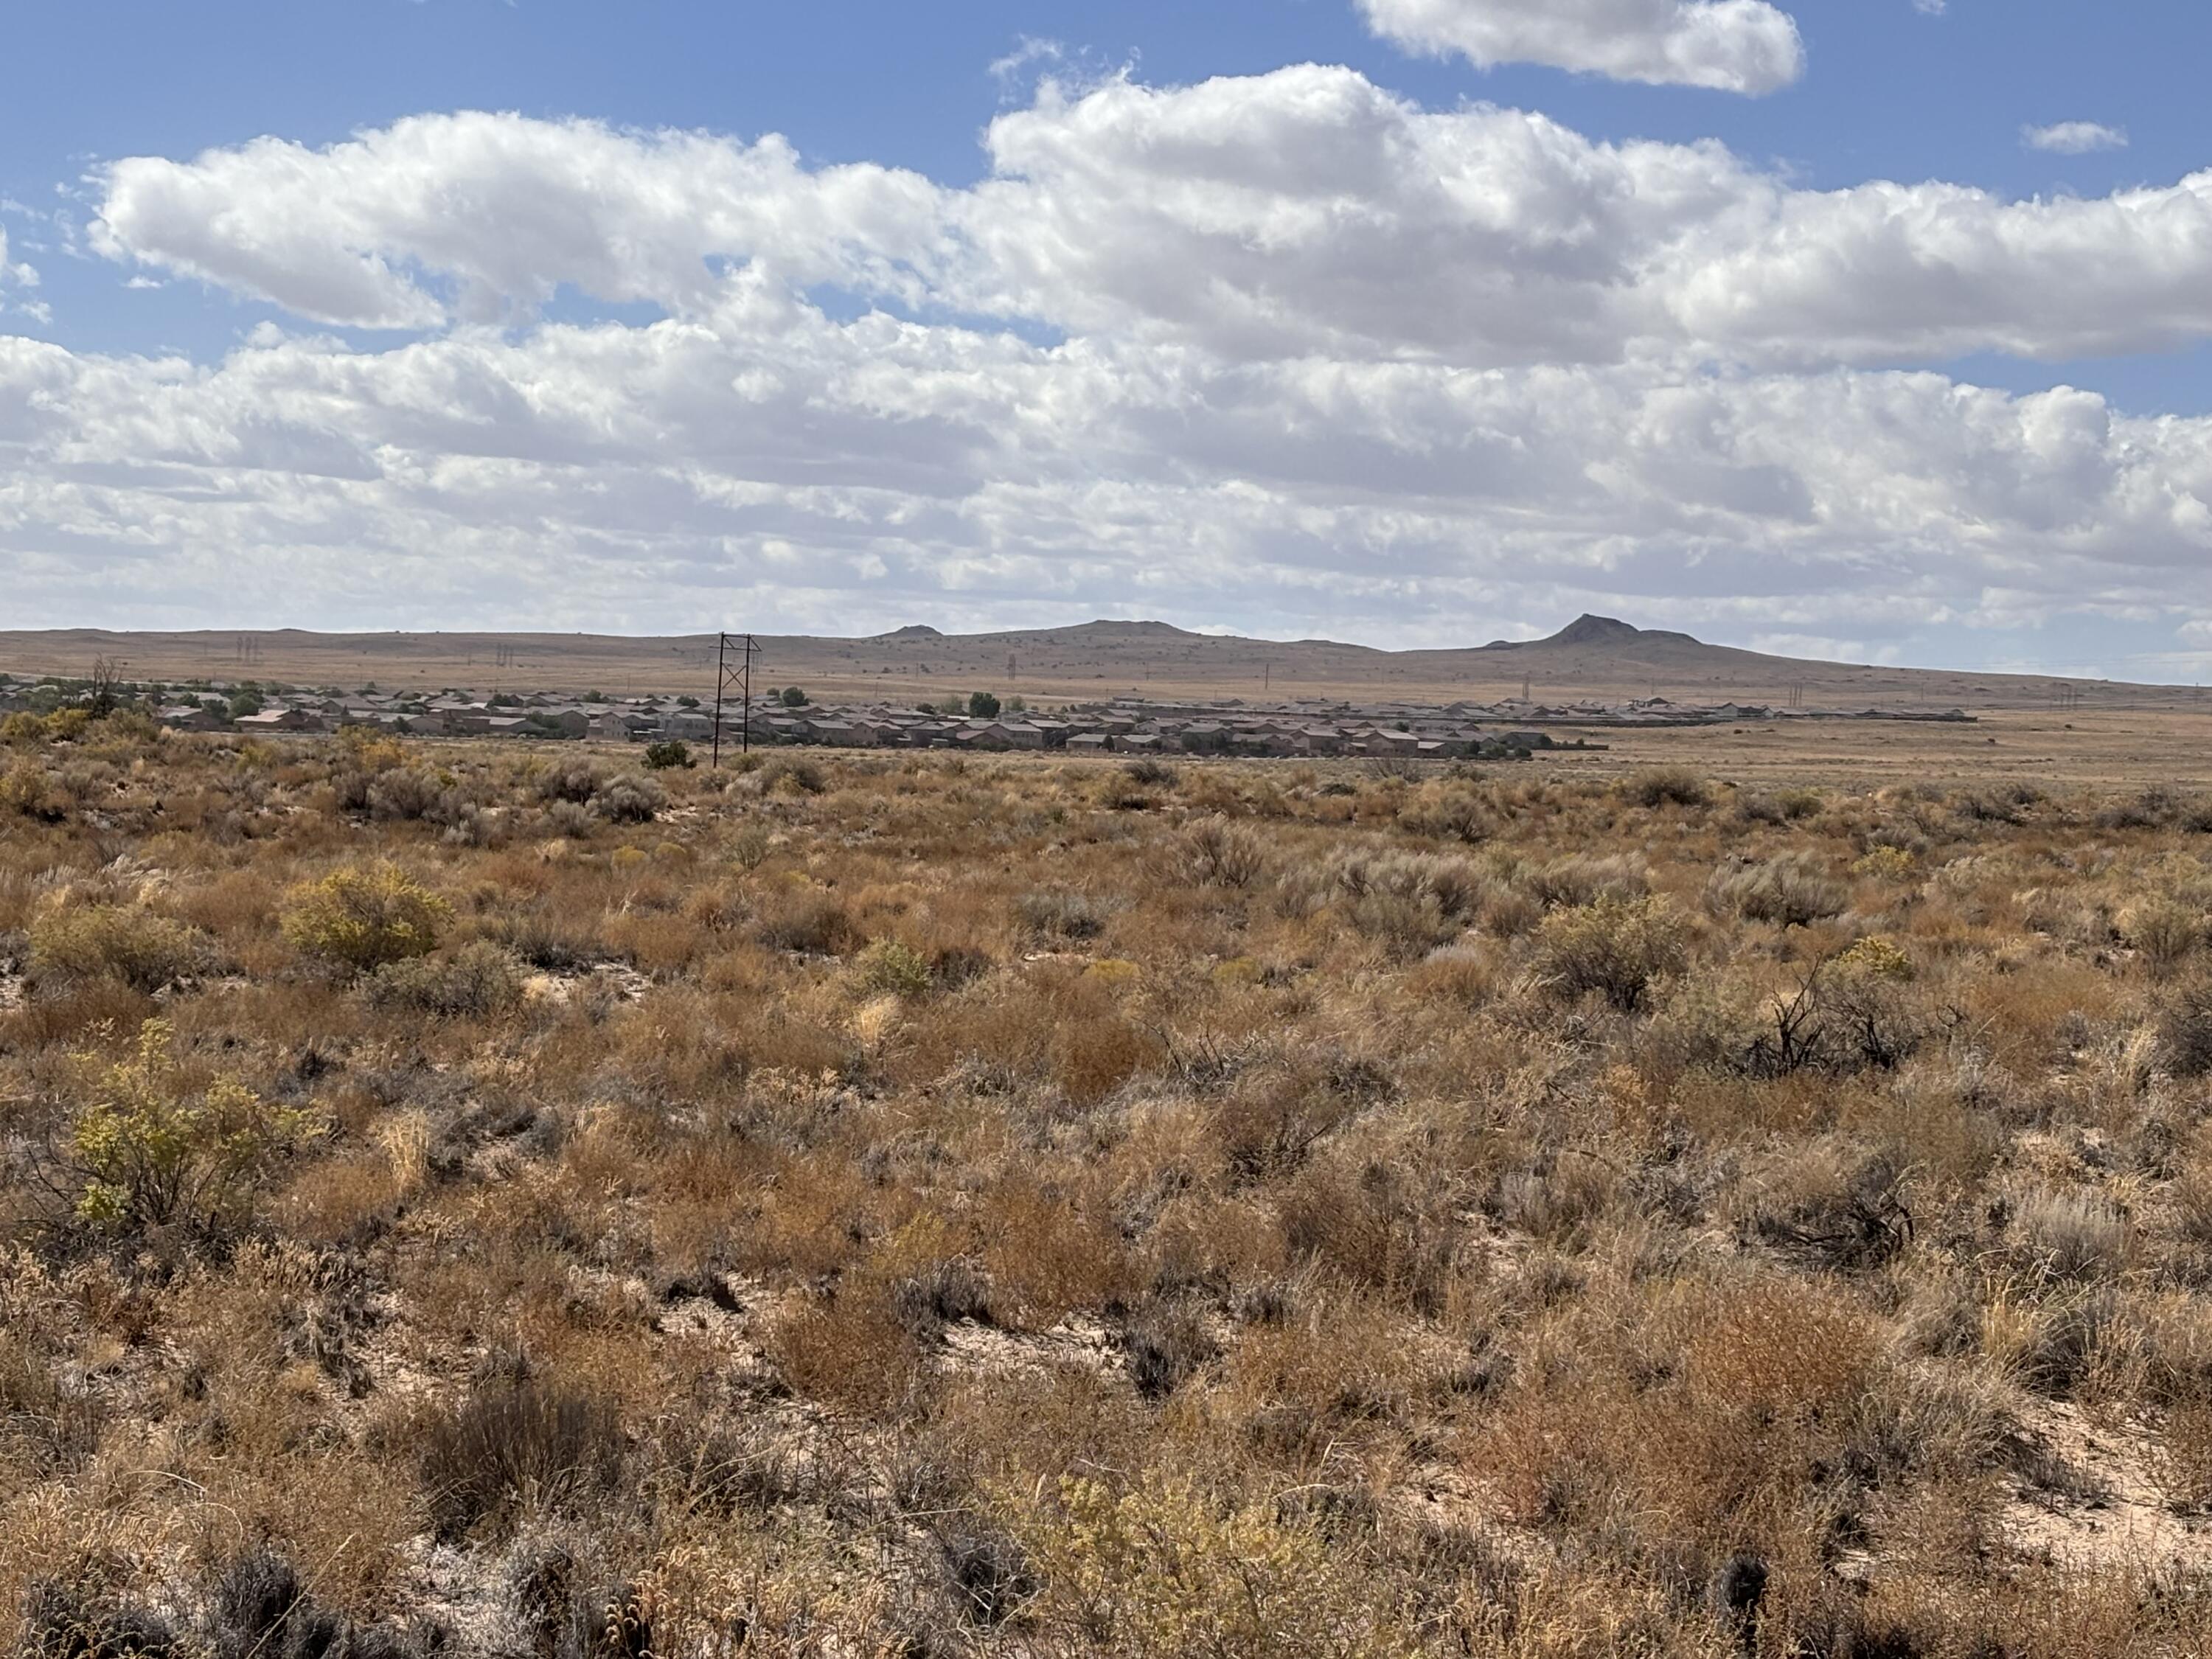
(644, 740, 695, 771)
(582, 690, 606, 703)
(781, 686, 810, 708)
(227, 692, 264, 720)
(87, 658, 122, 719)
(1006, 695, 1027, 714)
(968, 691, 1001, 719)
(677, 695, 700, 708)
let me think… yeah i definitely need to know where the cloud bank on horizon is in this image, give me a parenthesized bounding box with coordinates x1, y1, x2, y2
(2, 0, 2210, 674)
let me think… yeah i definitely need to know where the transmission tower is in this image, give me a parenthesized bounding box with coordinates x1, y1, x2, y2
(712, 632, 760, 766)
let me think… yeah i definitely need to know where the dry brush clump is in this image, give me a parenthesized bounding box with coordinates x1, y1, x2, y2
(10, 723, 2212, 1653)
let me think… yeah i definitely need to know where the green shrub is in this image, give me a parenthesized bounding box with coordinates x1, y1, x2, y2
(728, 824, 773, 871)
(0, 761, 69, 821)
(280, 863, 448, 973)
(533, 760, 606, 804)
(65, 1018, 316, 1233)
(1742, 786, 1826, 824)
(968, 690, 1001, 719)
(1622, 765, 1710, 809)
(1526, 852, 1648, 909)
(762, 756, 825, 796)
(1835, 935, 1913, 981)
(2120, 898, 2205, 969)
(1533, 894, 1688, 1012)
(642, 740, 695, 771)
(1174, 815, 1269, 888)
(29, 905, 208, 991)
(1351, 891, 1461, 961)
(1395, 786, 1490, 844)
(858, 939, 933, 999)
(364, 765, 453, 822)
(594, 771, 664, 824)
(1854, 845, 1917, 882)
(366, 941, 524, 1017)
(1708, 852, 1848, 927)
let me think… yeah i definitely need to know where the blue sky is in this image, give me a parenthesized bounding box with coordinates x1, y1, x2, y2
(7, 2, 2194, 361)
(4, 0, 2212, 678)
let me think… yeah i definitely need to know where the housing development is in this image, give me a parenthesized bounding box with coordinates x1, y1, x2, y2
(0, 672, 1973, 759)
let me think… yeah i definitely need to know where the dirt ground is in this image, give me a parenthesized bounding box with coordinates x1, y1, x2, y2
(1523, 709, 2212, 791)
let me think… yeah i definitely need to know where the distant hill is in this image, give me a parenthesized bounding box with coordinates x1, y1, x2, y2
(0, 616, 2193, 713)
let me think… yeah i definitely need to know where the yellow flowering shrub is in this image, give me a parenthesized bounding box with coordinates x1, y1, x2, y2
(280, 862, 448, 972)
(68, 1019, 316, 1232)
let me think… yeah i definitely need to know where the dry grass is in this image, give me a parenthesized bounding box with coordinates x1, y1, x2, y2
(6, 718, 2212, 1654)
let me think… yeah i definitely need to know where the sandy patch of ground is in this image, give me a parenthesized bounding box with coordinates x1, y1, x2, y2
(937, 1315, 1122, 1380)
(2002, 1399, 2212, 1571)
(519, 961, 654, 1006)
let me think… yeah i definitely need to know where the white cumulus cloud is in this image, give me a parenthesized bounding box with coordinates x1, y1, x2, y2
(0, 227, 35, 293)
(2023, 121, 2129, 155)
(1356, 0, 1805, 94)
(9, 67, 2212, 652)
(2, 291, 2210, 643)
(88, 74, 2212, 372)
(958, 71, 2212, 366)
(93, 113, 947, 329)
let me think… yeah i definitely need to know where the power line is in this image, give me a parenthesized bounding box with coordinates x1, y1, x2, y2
(712, 632, 759, 766)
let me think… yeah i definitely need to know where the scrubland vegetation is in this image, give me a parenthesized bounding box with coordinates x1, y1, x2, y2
(7, 716, 2212, 1655)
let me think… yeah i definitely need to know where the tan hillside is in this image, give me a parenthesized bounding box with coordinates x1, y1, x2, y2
(0, 614, 2197, 712)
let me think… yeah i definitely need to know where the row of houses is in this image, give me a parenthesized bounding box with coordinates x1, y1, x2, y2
(5, 677, 1562, 759)
(1, 672, 1964, 755)
(687, 701, 1560, 759)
